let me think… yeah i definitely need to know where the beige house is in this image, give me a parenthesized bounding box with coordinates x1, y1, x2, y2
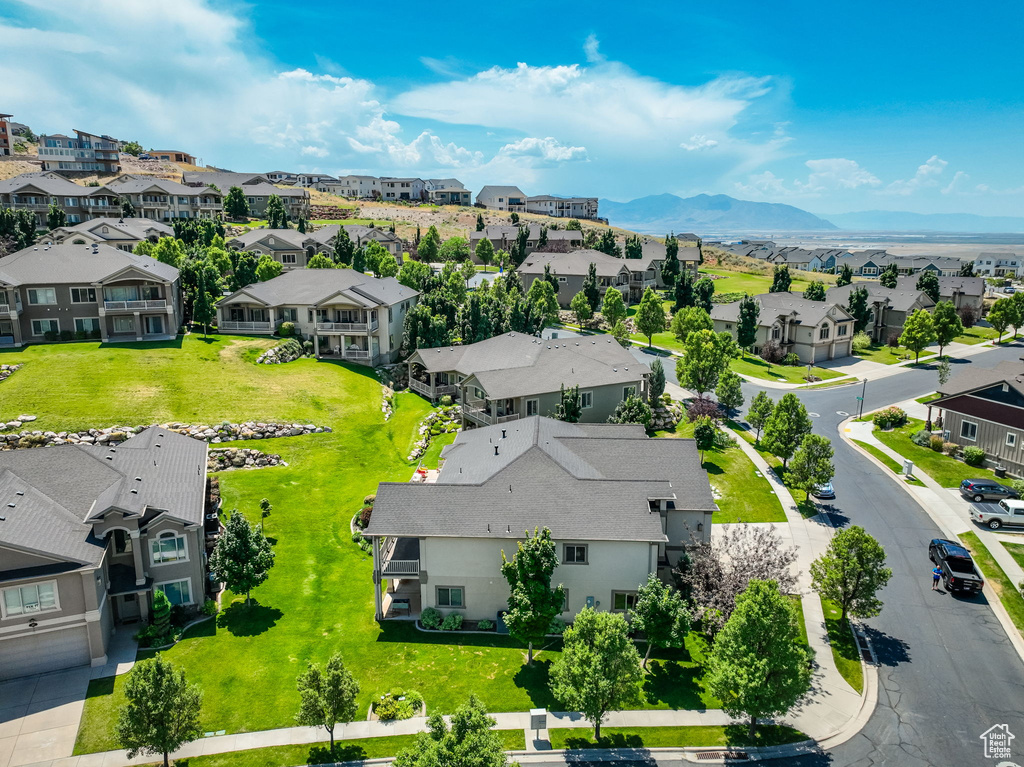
(38, 218, 173, 252)
(216, 269, 419, 366)
(518, 250, 632, 309)
(476, 186, 527, 213)
(408, 332, 649, 426)
(0, 172, 122, 227)
(469, 225, 583, 261)
(226, 224, 403, 270)
(894, 274, 985, 315)
(364, 416, 717, 622)
(0, 243, 182, 348)
(317, 175, 380, 198)
(526, 195, 599, 220)
(180, 171, 310, 220)
(827, 283, 935, 344)
(425, 179, 472, 206)
(0, 429, 209, 680)
(712, 292, 855, 364)
(105, 175, 223, 221)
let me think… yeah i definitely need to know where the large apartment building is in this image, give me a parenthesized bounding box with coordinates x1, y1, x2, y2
(38, 130, 121, 173)
(526, 195, 599, 220)
(106, 175, 223, 221)
(0, 172, 122, 227)
(180, 171, 309, 220)
(0, 113, 12, 156)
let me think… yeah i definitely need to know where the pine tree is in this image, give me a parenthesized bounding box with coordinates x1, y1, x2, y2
(476, 213, 485, 231)
(265, 195, 287, 229)
(297, 217, 306, 234)
(836, 263, 853, 286)
(151, 589, 172, 641)
(224, 186, 250, 220)
(418, 225, 441, 261)
(662, 235, 680, 287)
(803, 281, 826, 301)
(333, 227, 354, 265)
(624, 234, 642, 259)
(554, 384, 582, 423)
(769, 265, 792, 293)
(582, 262, 600, 310)
(46, 203, 66, 230)
(916, 271, 940, 303)
(538, 225, 548, 249)
(121, 197, 136, 218)
(694, 277, 715, 313)
(736, 295, 760, 350)
(879, 263, 899, 288)
(846, 286, 871, 334)
(649, 358, 666, 401)
(514, 225, 530, 265)
(674, 269, 695, 311)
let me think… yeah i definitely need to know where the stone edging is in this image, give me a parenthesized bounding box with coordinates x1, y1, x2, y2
(0, 363, 22, 383)
(208, 447, 286, 472)
(0, 421, 331, 449)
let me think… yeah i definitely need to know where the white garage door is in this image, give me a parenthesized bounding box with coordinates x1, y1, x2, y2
(0, 627, 91, 681)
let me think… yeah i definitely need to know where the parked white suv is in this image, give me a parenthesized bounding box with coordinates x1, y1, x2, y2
(972, 499, 1024, 530)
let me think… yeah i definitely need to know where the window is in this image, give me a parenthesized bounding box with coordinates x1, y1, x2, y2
(623, 386, 636, 400)
(960, 421, 978, 442)
(1007, 433, 1017, 448)
(282, 253, 297, 264)
(580, 391, 593, 409)
(74, 318, 100, 333)
(156, 579, 193, 606)
(612, 591, 638, 612)
(772, 326, 781, 340)
(31, 319, 59, 336)
(557, 276, 566, 283)
(64, 197, 77, 206)
(113, 316, 135, 333)
(2, 581, 59, 617)
(436, 586, 464, 608)
(526, 399, 539, 417)
(563, 544, 588, 564)
(281, 308, 297, 322)
(838, 324, 848, 336)
(819, 325, 830, 340)
(724, 323, 732, 330)
(151, 532, 188, 564)
(113, 529, 133, 554)
(142, 285, 162, 300)
(71, 287, 96, 303)
(27, 288, 57, 305)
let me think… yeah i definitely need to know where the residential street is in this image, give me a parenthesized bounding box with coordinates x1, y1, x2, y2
(740, 341, 1024, 767)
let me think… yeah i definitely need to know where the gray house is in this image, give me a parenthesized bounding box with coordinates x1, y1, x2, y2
(365, 416, 717, 621)
(0, 428, 209, 680)
(476, 186, 527, 213)
(827, 283, 936, 344)
(226, 224, 403, 270)
(216, 269, 419, 365)
(894, 274, 985, 315)
(469, 225, 584, 261)
(0, 243, 182, 348)
(180, 171, 310, 220)
(407, 332, 649, 426)
(380, 178, 426, 202)
(38, 217, 173, 252)
(517, 250, 632, 309)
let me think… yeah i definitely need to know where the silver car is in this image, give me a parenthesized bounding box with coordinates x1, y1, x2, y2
(971, 499, 1024, 530)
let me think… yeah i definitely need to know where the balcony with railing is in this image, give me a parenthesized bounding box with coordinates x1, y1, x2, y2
(409, 377, 457, 400)
(316, 319, 378, 332)
(103, 299, 167, 311)
(380, 537, 420, 579)
(220, 320, 273, 332)
(462, 397, 521, 426)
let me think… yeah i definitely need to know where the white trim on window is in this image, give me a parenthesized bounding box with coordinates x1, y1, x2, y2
(960, 420, 978, 442)
(1, 580, 60, 619)
(580, 391, 593, 409)
(150, 531, 189, 566)
(1007, 432, 1017, 448)
(611, 590, 638, 612)
(154, 578, 194, 606)
(27, 287, 57, 305)
(30, 318, 59, 336)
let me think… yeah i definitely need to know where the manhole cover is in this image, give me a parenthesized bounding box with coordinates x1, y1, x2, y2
(808, 412, 820, 418)
(837, 411, 849, 416)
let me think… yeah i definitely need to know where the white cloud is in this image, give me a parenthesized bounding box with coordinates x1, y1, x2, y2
(583, 34, 606, 64)
(884, 155, 948, 195)
(802, 158, 880, 191)
(301, 145, 329, 158)
(497, 137, 588, 165)
(681, 135, 719, 151)
(734, 171, 792, 198)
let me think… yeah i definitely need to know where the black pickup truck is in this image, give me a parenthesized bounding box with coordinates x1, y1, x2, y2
(929, 539, 984, 595)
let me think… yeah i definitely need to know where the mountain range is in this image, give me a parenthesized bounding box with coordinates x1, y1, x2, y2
(600, 193, 1024, 234)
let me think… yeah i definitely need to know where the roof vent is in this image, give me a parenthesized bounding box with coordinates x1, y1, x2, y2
(6, 503, 14, 508)
(16, 491, 23, 496)
(105, 456, 113, 461)
(501, 429, 507, 439)
(507, 524, 512, 532)
(130, 489, 138, 494)
(135, 476, 142, 481)
(494, 445, 499, 456)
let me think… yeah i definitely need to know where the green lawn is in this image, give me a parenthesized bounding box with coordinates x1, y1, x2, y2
(0, 338, 721, 753)
(549, 725, 808, 750)
(654, 427, 786, 523)
(820, 599, 864, 694)
(790, 595, 809, 648)
(853, 344, 936, 366)
(139, 730, 526, 767)
(419, 430, 457, 469)
(730, 353, 843, 385)
(954, 325, 1000, 345)
(849, 439, 925, 487)
(872, 418, 1000, 487)
(1003, 542, 1024, 571)
(698, 268, 826, 297)
(960, 532, 1024, 639)
(915, 393, 940, 404)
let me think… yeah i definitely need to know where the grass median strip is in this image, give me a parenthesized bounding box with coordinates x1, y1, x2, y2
(872, 418, 999, 487)
(548, 725, 808, 750)
(960, 532, 1024, 638)
(820, 598, 864, 694)
(1003, 542, 1024, 571)
(849, 439, 924, 487)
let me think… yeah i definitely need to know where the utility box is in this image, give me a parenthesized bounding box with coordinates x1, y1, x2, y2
(530, 709, 547, 731)
(903, 460, 914, 477)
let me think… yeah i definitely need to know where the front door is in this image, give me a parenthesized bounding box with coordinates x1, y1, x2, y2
(117, 593, 141, 622)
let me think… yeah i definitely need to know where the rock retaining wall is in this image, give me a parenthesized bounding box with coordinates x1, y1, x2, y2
(0, 421, 330, 450)
(651, 400, 685, 431)
(208, 447, 286, 471)
(0, 364, 22, 383)
(257, 338, 305, 365)
(408, 406, 461, 462)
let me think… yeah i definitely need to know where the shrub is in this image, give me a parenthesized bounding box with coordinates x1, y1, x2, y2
(359, 539, 372, 553)
(687, 397, 723, 423)
(201, 599, 219, 616)
(278, 321, 295, 337)
(374, 692, 420, 721)
(1012, 479, 1024, 496)
(351, 531, 363, 543)
(357, 507, 372, 528)
(43, 330, 58, 342)
(75, 330, 88, 340)
(548, 617, 567, 635)
(930, 435, 945, 452)
(59, 330, 74, 342)
(477, 619, 494, 631)
(911, 429, 932, 447)
(958, 305, 977, 329)
(441, 612, 463, 631)
(872, 406, 907, 430)
(90, 328, 102, 339)
(759, 339, 784, 364)
(420, 607, 443, 629)
(887, 333, 901, 348)
(851, 331, 872, 352)
(439, 395, 453, 407)
(943, 441, 959, 456)
(782, 352, 800, 366)
(963, 446, 986, 466)
(302, 339, 313, 354)
(363, 494, 376, 506)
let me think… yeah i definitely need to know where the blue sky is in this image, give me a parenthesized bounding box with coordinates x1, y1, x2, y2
(2, 0, 1022, 216)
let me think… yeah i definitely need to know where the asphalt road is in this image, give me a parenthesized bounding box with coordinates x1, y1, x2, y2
(740, 343, 1024, 767)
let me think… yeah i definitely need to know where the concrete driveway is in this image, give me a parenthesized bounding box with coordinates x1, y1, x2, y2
(0, 666, 91, 767)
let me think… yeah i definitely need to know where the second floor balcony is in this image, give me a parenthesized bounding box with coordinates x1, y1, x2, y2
(104, 299, 168, 311)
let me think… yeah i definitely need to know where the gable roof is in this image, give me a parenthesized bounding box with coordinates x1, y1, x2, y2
(219, 267, 418, 308)
(409, 332, 647, 400)
(711, 292, 853, 327)
(827, 282, 936, 313)
(894, 274, 984, 297)
(477, 185, 526, 199)
(105, 174, 218, 195)
(0, 171, 115, 198)
(366, 416, 715, 543)
(42, 217, 173, 243)
(0, 243, 178, 286)
(518, 249, 631, 279)
(937, 361, 1024, 399)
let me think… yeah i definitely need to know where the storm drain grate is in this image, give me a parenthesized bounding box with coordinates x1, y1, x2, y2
(693, 751, 749, 761)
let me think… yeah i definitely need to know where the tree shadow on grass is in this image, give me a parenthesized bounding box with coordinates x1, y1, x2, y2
(307, 744, 370, 764)
(701, 458, 725, 476)
(512, 659, 557, 710)
(562, 733, 647, 749)
(642, 659, 708, 709)
(722, 723, 811, 748)
(375, 619, 542, 650)
(84, 675, 115, 700)
(216, 600, 282, 637)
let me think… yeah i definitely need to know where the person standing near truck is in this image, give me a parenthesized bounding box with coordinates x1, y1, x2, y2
(932, 565, 942, 590)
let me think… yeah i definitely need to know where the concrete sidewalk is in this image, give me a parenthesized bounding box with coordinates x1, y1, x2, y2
(843, 416, 1024, 663)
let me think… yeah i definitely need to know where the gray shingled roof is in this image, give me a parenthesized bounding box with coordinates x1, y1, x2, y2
(44, 217, 173, 242)
(0, 429, 206, 569)
(228, 229, 308, 250)
(519, 249, 631, 279)
(477, 185, 526, 199)
(0, 172, 115, 197)
(410, 332, 647, 400)
(366, 416, 715, 542)
(827, 283, 936, 313)
(0, 243, 178, 286)
(470, 225, 582, 243)
(106, 174, 218, 195)
(937, 360, 1024, 399)
(712, 292, 853, 327)
(220, 268, 418, 308)
(894, 274, 984, 296)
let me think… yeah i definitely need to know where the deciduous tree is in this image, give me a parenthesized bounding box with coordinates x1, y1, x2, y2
(788, 434, 835, 500)
(152, 237, 185, 268)
(475, 236, 494, 269)
(224, 186, 250, 220)
(694, 277, 715, 313)
(705, 580, 812, 738)
(549, 609, 642, 739)
(879, 263, 899, 288)
(527, 278, 559, 327)
(612, 320, 631, 348)
(501, 527, 565, 664)
(746, 392, 775, 443)
(295, 653, 359, 753)
(899, 308, 937, 363)
(570, 291, 593, 328)
(115, 656, 202, 767)
(715, 369, 744, 414)
(608, 395, 653, 431)
(398, 260, 431, 290)
(46, 203, 66, 230)
(378, 252, 400, 278)
(987, 297, 1014, 342)
(193, 270, 216, 337)
(209, 509, 276, 605)
(677, 329, 737, 398)
(693, 416, 717, 463)
(265, 195, 287, 228)
(624, 234, 642, 259)
(601, 287, 627, 328)
(254, 254, 282, 282)
(630, 574, 690, 668)
(931, 300, 963, 357)
(761, 393, 812, 468)
(393, 696, 510, 767)
(811, 526, 892, 621)
(634, 286, 666, 347)
(836, 263, 853, 286)
(670, 306, 713, 344)
(306, 252, 335, 269)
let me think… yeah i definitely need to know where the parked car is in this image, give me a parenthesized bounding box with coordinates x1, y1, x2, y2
(1006, 287, 1017, 294)
(959, 479, 1019, 503)
(812, 482, 836, 499)
(928, 538, 984, 594)
(138, 153, 151, 159)
(972, 499, 1024, 530)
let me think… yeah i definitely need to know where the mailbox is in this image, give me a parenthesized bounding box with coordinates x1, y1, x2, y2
(903, 460, 914, 477)
(530, 708, 547, 731)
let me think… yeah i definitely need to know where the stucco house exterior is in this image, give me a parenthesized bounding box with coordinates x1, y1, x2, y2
(929, 362, 1024, 478)
(103, 175, 223, 221)
(180, 171, 310, 220)
(827, 283, 936, 344)
(476, 186, 527, 213)
(0, 243, 182, 348)
(216, 269, 419, 365)
(0, 428, 209, 680)
(407, 332, 649, 426)
(380, 178, 426, 202)
(517, 250, 632, 309)
(525, 195, 599, 220)
(316, 175, 381, 199)
(364, 416, 717, 622)
(973, 252, 1022, 278)
(712, 292, 855, 364)
(38, 218, 173, 252)
(226, 224, 403, 270)
(425, 179, 472, 205)
(894, 274, 985, 314)
(469, 225, 583, 261)
(0, 172, 123, 227)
